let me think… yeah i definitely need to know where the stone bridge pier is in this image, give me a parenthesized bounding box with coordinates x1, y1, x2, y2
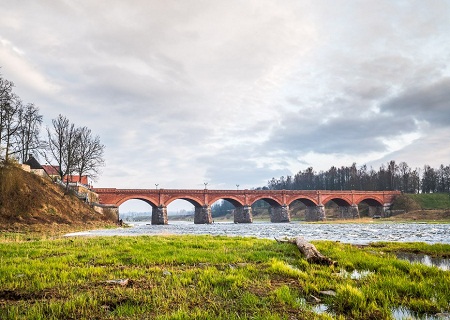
(152, 205, 168, 225)
(270, 205, 290, 223)
(194, 205, 212, 224)
(305, 205, 326, 221)
(234, 205, 253, 223)
(339, 204, 360, 219)
(369, 204, 392, 217)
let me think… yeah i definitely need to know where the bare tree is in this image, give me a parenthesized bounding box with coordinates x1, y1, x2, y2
(74, 126, 105, 183)
(45, 114, 80, 183)
(14, 103, 43, 163)
(1, 94, 22, 161)
(0, 75, 15, 160)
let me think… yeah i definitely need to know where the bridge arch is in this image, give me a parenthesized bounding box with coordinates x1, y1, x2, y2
(356, 197, 383, 206)
(356, 197, 385, 218)
(115, 196, 158, 207)
(165, 196, 203, 207)
(321, 197, 356, 220)
(208, 196, 244, 207)
(287, 197, 319, 221)
(322, 196, 352, 206)
(250, 197, 289, 223)
(287, 197, 318, 207)
(249, 196, 282, 207)
(209, 198, 250, 223)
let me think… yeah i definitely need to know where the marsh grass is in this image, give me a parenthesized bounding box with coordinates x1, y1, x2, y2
(367, 241, 450, 258)
(1, 236, 449, 319)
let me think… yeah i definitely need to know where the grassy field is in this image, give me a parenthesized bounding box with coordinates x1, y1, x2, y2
(407, 193, 450, 210)
(0, 235, 449, 320)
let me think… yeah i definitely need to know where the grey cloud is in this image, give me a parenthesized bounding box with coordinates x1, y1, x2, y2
(2, 1, 450, 201)
(266, 110, 418, 155)
(369, 127, 450, 170)
(381, 78, 450, 126)
(200, 153, 289, 189)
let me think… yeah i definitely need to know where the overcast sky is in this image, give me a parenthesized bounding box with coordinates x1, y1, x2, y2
(1, 1, 450, 212)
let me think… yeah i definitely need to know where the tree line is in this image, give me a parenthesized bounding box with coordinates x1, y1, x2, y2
(265, 161, 450, 194)
(0, 70, 105, 183)
(212, 160, 449, 217)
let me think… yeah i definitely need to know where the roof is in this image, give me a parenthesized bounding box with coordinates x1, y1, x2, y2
(63, 175, 89, 185)
(24, 155, 42, 170)
(41, 165, 60, 176)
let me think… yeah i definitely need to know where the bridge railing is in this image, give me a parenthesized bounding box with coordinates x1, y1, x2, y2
(93, 188, 401, 195)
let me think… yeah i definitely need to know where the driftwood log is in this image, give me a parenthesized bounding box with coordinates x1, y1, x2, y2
(275, 236, 337, 266)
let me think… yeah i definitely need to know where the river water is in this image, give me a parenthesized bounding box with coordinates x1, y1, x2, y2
(66, 221, 450, 244)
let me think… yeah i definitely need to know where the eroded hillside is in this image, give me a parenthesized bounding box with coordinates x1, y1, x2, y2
(0, 163, 116, 232)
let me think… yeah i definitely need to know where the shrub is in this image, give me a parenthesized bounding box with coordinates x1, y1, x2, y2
(391, 195, 421, 212)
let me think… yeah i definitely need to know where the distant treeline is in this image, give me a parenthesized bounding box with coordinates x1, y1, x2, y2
(211, 161, 450, 217)
(262, 161, 450, 194)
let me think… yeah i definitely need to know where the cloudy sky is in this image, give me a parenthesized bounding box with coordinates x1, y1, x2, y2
(1, 1, 450, 211)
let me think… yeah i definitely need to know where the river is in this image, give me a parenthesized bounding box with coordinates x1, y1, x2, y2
(66, 221, 450, 244)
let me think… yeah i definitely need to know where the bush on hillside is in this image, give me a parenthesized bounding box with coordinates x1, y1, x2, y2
(391, 194, 421, 212)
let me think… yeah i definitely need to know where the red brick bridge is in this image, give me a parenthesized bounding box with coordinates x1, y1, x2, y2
(93, 188, 401, 224)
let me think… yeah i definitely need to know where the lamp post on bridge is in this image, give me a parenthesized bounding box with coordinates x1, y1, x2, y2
(204, 182, 208, 190)
(155, 184, 159, 190)
(236, 184, 240, 191)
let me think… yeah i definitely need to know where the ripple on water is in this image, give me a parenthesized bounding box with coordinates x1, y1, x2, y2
(65, 222, 450, 245)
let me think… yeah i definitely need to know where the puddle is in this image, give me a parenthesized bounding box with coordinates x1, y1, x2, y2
(312, 303, 328, 314)
(391, 307, 448, 320)
(299, 298, 448, 319)
(396, 252, 450, 271)
(297, 298, 330, 316)
(337, 269, 372, 280)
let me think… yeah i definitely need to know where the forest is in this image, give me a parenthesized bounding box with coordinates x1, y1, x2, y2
(264, 161, 450, 194)
(210, 161, 450, 217)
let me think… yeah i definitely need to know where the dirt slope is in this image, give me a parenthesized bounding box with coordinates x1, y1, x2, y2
(0, 164, 116, 232)
(387, 210, 450, 221)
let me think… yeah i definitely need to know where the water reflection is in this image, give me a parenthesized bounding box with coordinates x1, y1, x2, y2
(391, 307, 447, 320)
(337, 269, 372, 280)
(311, 303, 328, 314)
(297, 298, 329, 316)
(66, 221, 450, 245)
(396, 252, 450, 271)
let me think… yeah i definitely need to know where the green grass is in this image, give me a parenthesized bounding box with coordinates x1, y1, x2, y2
(1, 235, 449, 319)
(407, 193, 450, 210)
(367, 241, 450, 258)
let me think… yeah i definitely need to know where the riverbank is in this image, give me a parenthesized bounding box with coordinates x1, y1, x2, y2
(1, 235, 449, 319)
(210, 209, 450, 223)
(77, 221, 449, 245)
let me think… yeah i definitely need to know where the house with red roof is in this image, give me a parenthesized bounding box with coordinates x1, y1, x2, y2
(41, 165, 61, 180)
(63, 175, 91, 187)
(24, 155, 60, 180)
(23, 155, 97, 203)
